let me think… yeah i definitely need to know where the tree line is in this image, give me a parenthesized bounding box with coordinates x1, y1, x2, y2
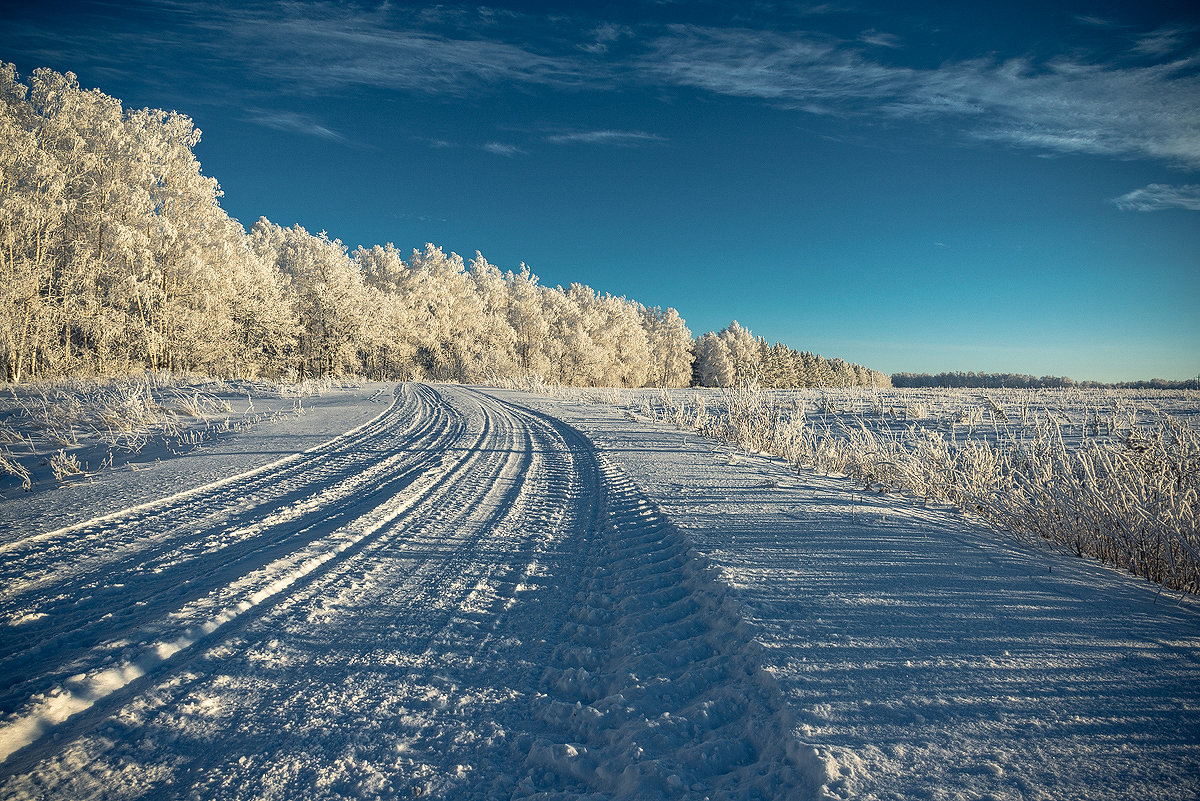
(1, 63, 885, 388)
(891, 372, 1199, 390)
(693, 321, 890, 388)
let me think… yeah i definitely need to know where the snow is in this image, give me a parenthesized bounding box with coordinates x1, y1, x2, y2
(0, 380, 389, 538)
(1, 382, 1197, 800)
(490, 388, 1200, 801)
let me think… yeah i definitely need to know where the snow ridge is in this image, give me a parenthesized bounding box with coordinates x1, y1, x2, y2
(0, 383, 406, 557)
(489, 396, 810, 800)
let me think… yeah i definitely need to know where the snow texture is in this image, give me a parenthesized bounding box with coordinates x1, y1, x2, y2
(502, 388, 1200, 800)
(1, 382, 1197, 800)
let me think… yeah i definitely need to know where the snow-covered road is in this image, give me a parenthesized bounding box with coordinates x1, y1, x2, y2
(1, 384, 803, 800)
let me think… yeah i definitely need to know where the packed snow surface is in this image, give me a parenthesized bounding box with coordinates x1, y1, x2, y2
(1, 382, 1197, 800)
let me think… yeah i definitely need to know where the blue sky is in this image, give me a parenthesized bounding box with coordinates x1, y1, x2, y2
(3, 0, 1198, 381)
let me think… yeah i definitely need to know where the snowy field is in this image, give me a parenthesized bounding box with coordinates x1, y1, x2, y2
(631, 385, 1200, 448)
(1, 382, 1197, 800)
(599, 384, 1200, 594)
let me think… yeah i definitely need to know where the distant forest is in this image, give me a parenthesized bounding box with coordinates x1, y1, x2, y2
(0, 63, 888, 389)
(891, 372, 1200, 390)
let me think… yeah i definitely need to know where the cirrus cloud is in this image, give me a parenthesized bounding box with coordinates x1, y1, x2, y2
(16, 2, 1199, 170)
(640, 25, 1200, 168)
(545, 130, 666, 146)
(243, 109, 346, 142)
(483, 142, 524, 157)
(1111, 183, 1200, 211)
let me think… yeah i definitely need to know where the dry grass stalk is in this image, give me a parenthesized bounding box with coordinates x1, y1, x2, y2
(634, 383, 1200, 594)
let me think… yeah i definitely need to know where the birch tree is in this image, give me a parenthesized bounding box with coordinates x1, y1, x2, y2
(642, 306, 693, 387)
(251, 219, 365, 377)
(693, 331, 733, 387)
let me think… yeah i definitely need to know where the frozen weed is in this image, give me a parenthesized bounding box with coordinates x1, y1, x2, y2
(167, 387, 232, 419)
(625, 384, 1200, 594)
(277, 376, 342, 397)
(0, 372, 318, 490)
(0, 449, 32, 491)
(495, 374, 566, 397)
(49, 449, 84, 480)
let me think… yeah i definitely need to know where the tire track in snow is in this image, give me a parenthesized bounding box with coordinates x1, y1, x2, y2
(0, 384, 452, 674)
(0, 384, 464, 767)
(160, 387, 601, 799)
(497, 398, 807, 800)
(0, 383, 425, 597)
(1, 385, 811, 800)
(0, 384, 586, 794)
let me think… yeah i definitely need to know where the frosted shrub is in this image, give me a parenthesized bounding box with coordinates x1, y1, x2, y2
(167, 386, 232, 419)
(49, 449, 83, 480)
(952, 404, 984, 430)
(987, 418, 1200, 591)
(496, 374, 565, 397)
(276, 376, 339, 398)
(0, 373, 314, 491)
(892, 428, 958, 502)
(718, 381, 784, 452)
(769, 411, 815, 468)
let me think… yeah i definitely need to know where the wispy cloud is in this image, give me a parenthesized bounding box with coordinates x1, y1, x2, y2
(243, 109, 346, 142)
(860, 30, 901, 49)
(579, 22, 632, 54)
(640, 25, 1200, 168)
(14, 1, 1198, 171)
(916, 57, 1200, 168)
(483, 142, 524, 157)
(1075, 16, 1119, 29)
(1111, 183, 1200, 211)
(416, 137, 459, 150)
(644, 26, 888, 104)
(545, 130, 666, 146)
(179, 2, 603, 98)
(1132, 26, 1193, 58)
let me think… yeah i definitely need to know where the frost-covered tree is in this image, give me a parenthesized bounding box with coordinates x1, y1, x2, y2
(0, 64, 281, 379)
(251, 219, 365, 377)
(643, 306, 693, 387)
(353, 243, 422, 380)
(605, 294, 654, 387)
(505, 265, 551, 377)
(0, 62, 893, 388)
(761, 342, 796, 388)
(693, 332, 733, 387)
(549, 284, 605, 385)
(0, 64, 58, 381)
(467, 252, 519, 382)
(222, 220, 299, 377)
(406, 244, 486, 381)
(718, 321, 760, 383)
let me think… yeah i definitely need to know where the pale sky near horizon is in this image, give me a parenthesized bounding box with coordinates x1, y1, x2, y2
(2, 0, 1198, 382)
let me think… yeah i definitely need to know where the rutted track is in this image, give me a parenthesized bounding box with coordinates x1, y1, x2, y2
(0, 384, 461, 763)
(0, 384, 806, 799)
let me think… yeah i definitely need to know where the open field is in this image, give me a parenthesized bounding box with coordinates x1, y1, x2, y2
(517, 382, 1200, 594)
